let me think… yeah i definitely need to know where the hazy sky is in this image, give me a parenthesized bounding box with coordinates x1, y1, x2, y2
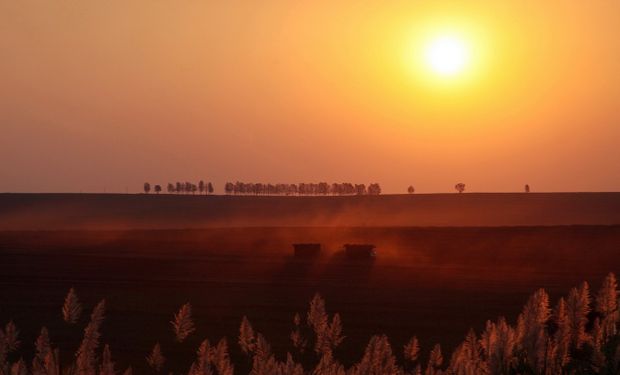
(1, 1, 619, 193)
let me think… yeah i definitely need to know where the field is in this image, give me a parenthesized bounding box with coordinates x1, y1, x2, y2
(3, 192, 620, 230)
(1, 221, 620, 373)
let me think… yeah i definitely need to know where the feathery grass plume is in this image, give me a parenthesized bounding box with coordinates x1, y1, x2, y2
(592, 319, 604, 349)
(350, 335, 399, 375)
(253, 333, 271, 363)
(448, 329, 485, 375)
(312, 350, 345, 375)
(44, 349, 60, 375)
(566, 282, 591, 350)
(516, 288, 551, 372)
(0, 321, 20, 373)
(590, 318, 606, 370)
(326, 313, 344, 352)
(34, 327, 51, 363)
(213, 338, 234, 375)
(595, 272, 619, 340)
(189, 339, 212, 375)
(250, 333, 278, 375)
(171, 303, 196, 343)
(0, 321, 21, 374)
(279, 353, 303, 375)
(307, 293, 334, 355)
(552, 297, 571, 369)
(543, 336, 559, 375)
(75, 299, 105, 375)
(481, 317, 515, 375)
(11, 358, 27, 375)
(307, 294, 328, 334)
(289, 313, 306, 355)
(447, 344, 469, 375)
(425, 344, 443, 375)
(99, 344, 116, 375)
(62, 288, 83, 324)
(404, 336, 420, 364)
(146, 343, 165, 373)
(32, 327, 51, 375)
(239, 316, 256, 355)
(4, 321, 20, 352)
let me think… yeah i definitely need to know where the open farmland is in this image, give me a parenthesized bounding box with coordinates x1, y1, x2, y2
(1, 225, 619, 372)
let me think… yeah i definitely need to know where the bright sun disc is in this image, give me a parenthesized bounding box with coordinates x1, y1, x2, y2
(424, 36, 470, 77)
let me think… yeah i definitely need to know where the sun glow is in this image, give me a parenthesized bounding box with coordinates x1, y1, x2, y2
(424, 35, 470, 77)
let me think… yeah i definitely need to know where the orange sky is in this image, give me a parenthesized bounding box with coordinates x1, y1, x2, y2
(1, 1, 619, 193)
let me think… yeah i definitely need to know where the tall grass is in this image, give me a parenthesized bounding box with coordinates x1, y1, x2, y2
(0, 274, 618, 375)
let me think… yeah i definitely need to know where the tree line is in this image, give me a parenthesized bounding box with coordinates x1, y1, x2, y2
(143, 182, 536, 195)
(223, 182, 381, 196)
(1, 273, 618, 375)
(143, 181, 215, 195)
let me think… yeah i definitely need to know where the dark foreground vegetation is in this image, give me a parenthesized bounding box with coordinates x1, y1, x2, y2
(1, 273, 619, 375)
(1, 226, 620, 375)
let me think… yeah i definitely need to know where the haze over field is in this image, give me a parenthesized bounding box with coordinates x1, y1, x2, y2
(3, 193, 620, 230)
(2, 1, 620, 193)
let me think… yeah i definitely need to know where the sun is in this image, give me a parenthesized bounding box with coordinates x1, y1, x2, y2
(424, 35, 470, 77)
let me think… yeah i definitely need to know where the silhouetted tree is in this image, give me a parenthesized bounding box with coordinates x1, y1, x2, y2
(198, 181, 205, 194)
(207, 182, 214, 195)
(408, 186, 415, 194)
(525, 184, 530, 193)
(455, 183, 465, 193)
(144, 183, 151, 194)
(355, 184, 367, 195)
(154, 185, 162, 194)
(167, 183, 175, 194)
(368, 183, 381, 195)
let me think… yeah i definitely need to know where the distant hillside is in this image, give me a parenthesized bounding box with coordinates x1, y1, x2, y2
(1, 192, 620, 230)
